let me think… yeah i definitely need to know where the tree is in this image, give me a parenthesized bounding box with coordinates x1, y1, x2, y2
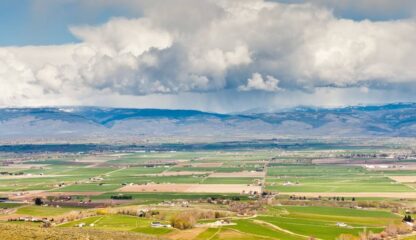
(170, 212, 196, 230)
(403, 215, 413, 222)
(34, 197, 43, 206)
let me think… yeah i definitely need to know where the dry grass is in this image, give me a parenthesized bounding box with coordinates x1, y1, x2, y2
(0, 223, 163, 240)
(0, 174, 67, 180)
(389, 176, 416, 183)
(217, 229, 261, 240)
(165, 227, 206, 240)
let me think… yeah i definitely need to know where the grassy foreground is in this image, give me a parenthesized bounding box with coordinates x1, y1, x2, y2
(0, 223, 162, 240)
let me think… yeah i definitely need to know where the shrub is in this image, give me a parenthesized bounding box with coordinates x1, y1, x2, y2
(170, 212, 196, 230)
(215, 211, 225, 218)
(231, 196, 241, 201)
(385, 223, 412, 236)
(403, 215, 413, 222)
(96, 209, 108, 215)
(34, 197, 44, 206)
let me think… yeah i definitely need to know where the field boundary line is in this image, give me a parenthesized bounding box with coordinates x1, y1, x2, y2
(49, 167, 127, 193)
(386, 175, 416, 192)
(207, 227, 221, 240)
(103, 167, 126, 176)
(261, 214, 388, 228)
(91, 216, 104, 225)
(226, 228, 281, 240)
(252, 219, 314, 239)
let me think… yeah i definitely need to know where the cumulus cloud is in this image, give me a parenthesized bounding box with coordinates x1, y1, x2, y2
(1, 0, 416, 109)
(36, 65, 62, 93)
(0, 50, 42, 106)
(239, 73, 281, 92)
(70, 18, 173, 57)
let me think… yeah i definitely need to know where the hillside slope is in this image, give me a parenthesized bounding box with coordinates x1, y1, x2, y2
(0, 223, 162, 240)
(1, 103, 416, 141)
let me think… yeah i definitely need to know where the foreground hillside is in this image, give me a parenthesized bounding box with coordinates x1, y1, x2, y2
(1, 103, 416, 141)
(0, 223, 160, 240)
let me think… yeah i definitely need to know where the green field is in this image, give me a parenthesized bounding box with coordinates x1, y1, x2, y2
(266, 165, 414, 192)
(1, 148, 416, 239)
(16, 206, 80, 216)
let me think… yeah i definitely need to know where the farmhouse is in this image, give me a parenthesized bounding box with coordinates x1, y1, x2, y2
(196, 219, 235, 228)
(336, 222, 352, 228)
(151, 222, 171, 228)
(283, 181, 297, 186)
(89, 177, 104, 182)
(77, 223, 86, 228)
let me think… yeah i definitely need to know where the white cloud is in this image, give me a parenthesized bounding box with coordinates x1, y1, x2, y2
(0, 50, 42, 106)
(1, 0, 416, 110)
(36, 64, 62, 92)
(70, 18, 172, 57)
(239, 73, 281, 92)
(294, 19, 416, 87)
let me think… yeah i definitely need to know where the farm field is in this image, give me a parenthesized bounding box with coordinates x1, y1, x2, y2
(5, 0, 416, 238)
(266, 165, 415, 193)
(1, 145, 416, 239)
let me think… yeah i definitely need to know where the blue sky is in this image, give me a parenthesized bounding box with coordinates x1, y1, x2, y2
(1, 0, 414, 46)
(0, 0, 137, 46)
(273, 0, 416, 21)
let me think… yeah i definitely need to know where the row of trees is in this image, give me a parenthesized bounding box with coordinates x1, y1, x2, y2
(170, 210, 229, 229)
(336, 223, 413, 240)
(288, 196, 355, 201)
(110, 195, 133, 200)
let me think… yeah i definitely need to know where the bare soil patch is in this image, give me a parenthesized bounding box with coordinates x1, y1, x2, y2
(209, 171, 265, 178)
(0, 174, 66, 180)
(140, 171, 211, 177)
(166, 228, 206, 240)
(192, 162, 223, 167)
(363, 164, 416, 171)
(283, 192, 416, 199)
(389, 176, 416, 183)
(7, 191, 103, 201)
(40, 191, 104, 196)
(312, 158, 350, 164)
(118, 183, 262, 194)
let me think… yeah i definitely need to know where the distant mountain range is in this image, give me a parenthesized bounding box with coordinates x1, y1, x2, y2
(1, 103, 416, 142)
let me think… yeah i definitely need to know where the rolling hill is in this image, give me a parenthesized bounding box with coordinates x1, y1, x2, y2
(1, 103, 416, 142)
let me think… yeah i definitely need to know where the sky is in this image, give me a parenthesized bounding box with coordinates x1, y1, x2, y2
(1, 0, 416, 113)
